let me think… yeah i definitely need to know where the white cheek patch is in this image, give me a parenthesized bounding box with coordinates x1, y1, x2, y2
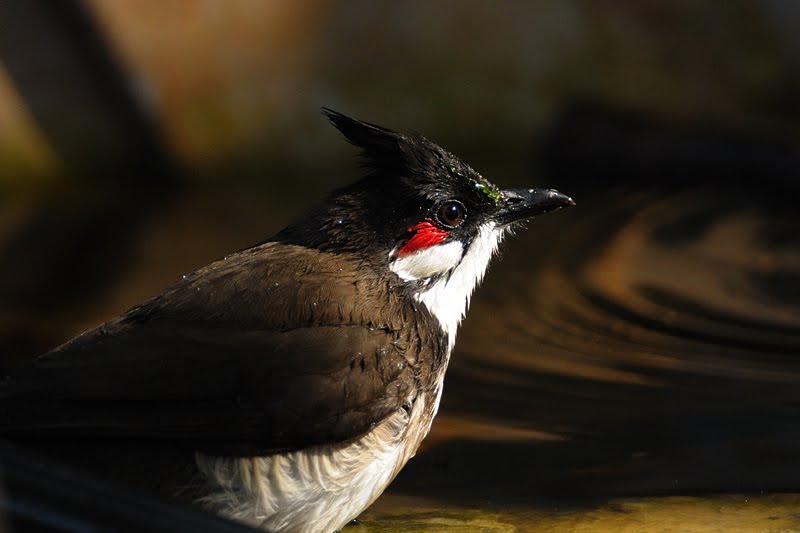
(390, 241, 464, 281)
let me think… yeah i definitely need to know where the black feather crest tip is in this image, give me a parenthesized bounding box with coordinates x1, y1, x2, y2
(321, 107, 410, 169)
(321, 108, 502, 204)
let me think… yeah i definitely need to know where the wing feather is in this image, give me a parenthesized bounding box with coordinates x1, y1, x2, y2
(0, 243, 441, 456)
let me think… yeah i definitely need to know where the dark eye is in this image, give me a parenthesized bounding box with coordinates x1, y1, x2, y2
(436, 200, 466, 228)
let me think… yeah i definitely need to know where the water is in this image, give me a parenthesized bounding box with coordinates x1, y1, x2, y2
(361, 494, 800, 532)
(362, 183, 800, 530)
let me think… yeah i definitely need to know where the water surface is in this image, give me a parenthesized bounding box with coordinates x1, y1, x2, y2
(366, 183, 800, 530)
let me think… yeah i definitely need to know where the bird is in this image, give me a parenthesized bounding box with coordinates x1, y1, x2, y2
(0, 109, 574, 533)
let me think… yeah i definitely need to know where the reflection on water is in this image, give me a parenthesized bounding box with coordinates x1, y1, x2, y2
(374, 183, 800, 529)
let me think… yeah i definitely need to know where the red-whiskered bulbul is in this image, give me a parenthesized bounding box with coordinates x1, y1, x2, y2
(0, 110, 574, 533)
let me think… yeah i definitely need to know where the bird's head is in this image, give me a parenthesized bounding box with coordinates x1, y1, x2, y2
(276, 109, 574, 339)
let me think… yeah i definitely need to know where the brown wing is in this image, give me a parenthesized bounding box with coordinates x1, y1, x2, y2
(0, 243, 444, 456)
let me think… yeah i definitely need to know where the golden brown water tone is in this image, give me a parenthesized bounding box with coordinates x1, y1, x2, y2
(365, 182, 800, 530)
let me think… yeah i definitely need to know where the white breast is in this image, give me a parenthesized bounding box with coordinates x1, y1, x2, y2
(195, 395, 434, 533)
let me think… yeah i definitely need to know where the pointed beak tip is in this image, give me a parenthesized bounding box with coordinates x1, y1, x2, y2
(494, 187, 576, 225)
(546, 189, 576, 207)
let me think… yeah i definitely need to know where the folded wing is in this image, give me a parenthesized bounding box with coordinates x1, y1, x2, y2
(0, 243, 441, 456)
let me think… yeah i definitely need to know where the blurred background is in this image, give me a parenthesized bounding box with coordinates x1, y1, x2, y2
(1, 1, 800, 530)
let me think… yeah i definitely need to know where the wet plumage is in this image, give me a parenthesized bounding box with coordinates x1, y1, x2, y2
(0, 109, 573, 532)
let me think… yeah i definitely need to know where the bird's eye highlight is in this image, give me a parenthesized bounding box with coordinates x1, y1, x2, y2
(436, 200, 466, 228)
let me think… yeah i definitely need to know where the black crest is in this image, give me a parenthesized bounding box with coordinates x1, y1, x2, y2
(274, 109, 504, 257)
(322, 108, 406, 170)
(322, 108, 502, 205)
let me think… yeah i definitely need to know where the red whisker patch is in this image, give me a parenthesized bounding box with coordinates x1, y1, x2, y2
(396, 219, 448, 256)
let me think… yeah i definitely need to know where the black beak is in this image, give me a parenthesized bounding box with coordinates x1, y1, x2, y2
(494, 188, 575, 226)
